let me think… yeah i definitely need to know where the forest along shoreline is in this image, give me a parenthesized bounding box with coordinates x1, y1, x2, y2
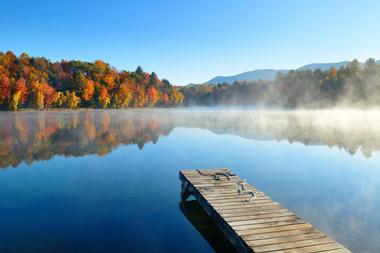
(1, 51, 380, 110)
(0, 51, 184, 111)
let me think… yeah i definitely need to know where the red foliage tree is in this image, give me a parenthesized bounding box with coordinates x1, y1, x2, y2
(0, 75, 11, 105)
(42, 82, 56, 108)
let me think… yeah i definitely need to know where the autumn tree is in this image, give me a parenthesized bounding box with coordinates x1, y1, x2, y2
(134, 86, 146, 107)
(42, 82, 56, 108)
(82, 80, 95, 102)
(10, 91, 21, 110)
(53, 91, 67, 107)
(98, 87, 110, 108)
(170, 88, 184, 105)
(66, 91, 80, 109)
(15, 78, 28, 105)
(94, 60, 107, 73)
(161, 93, 170, 106)
(102, 73, 116, 90)
(31, 81, 44, 109)
(0, 75, 11, 106)
(19, 52, 30, 65)
(328, 67, 337, 79)
(9, 76, 28, 110)
(147, 86, 159, 106)
(114, 83, 132, 108)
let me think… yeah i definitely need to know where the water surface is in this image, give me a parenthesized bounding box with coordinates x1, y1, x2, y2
(0, 109, 379, 252)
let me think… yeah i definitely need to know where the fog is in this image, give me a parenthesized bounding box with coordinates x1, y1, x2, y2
(172, 109, 380, 157)
(1, 108, 380, 168)
(181, 59, 380, 110)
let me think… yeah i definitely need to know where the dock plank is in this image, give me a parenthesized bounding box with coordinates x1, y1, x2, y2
(179, 168, 351, 253)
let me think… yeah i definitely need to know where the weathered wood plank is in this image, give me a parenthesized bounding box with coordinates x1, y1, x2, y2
(179, 169, 351, 253)
(247, 232, 327, 247)
(242, 227, 320, 241)
(233, 220, 305, 231)
(214, 201, 272, 207)
(213, 201, 280, 209)
(239, 223, 314, 236)
(208, 196, 270, 202)
(225, 211, 295, 222)
(250, 237, 336, 252)
(219, 205, 283, 215)
(228, 215, 298, 226)
(221, 208, 291, 218)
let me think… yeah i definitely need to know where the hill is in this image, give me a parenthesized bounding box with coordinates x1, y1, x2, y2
(205, 61, 357, 84)
(207, 69, 288, 84)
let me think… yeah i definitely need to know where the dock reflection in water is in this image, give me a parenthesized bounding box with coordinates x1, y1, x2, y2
(179, 200, 238, 253)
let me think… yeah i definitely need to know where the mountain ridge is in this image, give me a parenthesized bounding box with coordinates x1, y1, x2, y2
(207, 69, 288, 84)
(201, 60, 380, 85)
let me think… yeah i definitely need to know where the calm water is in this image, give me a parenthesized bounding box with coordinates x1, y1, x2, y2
(0, 109, 379, 253)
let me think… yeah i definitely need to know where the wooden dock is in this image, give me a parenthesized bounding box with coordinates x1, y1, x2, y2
(179, 168, 351, 253)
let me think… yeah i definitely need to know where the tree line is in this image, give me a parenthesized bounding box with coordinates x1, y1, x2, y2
(181, 58, 380, 108)
(0, 51, 184, 110)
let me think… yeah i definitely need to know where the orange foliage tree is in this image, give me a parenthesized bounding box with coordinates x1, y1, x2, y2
(329, 67, 338, 79)
(98, 87, 111, 108)
(147, 86, 159, 107)
(15, 78, 28, 104)
(82, 80, 95, 102)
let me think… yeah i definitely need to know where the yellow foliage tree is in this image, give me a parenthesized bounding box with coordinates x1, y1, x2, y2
(10, 91, 21, 111)
(170, 88, 184, 105)
(66, 91, 80, 109)
(114, 83, 132, 108)
(53, 92, 67, 107)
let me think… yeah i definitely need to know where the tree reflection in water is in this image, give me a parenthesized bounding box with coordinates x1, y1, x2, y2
(0, 110, 174, 168)
(1, 109, 380, 168)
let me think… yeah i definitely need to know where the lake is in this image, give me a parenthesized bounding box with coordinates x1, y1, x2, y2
(0, 109, 379, 253)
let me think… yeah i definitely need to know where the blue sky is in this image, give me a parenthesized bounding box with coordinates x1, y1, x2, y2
(1, 0, 380, 85)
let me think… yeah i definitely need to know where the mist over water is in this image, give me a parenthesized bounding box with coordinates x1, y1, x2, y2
(2, 108, 380, 167)
(0, 109, 379, 252)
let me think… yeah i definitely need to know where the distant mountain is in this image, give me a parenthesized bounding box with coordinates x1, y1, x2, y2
(204, 61, 356, 85)
(297, 61, 350, 71)
(207, 69, 288, 84)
